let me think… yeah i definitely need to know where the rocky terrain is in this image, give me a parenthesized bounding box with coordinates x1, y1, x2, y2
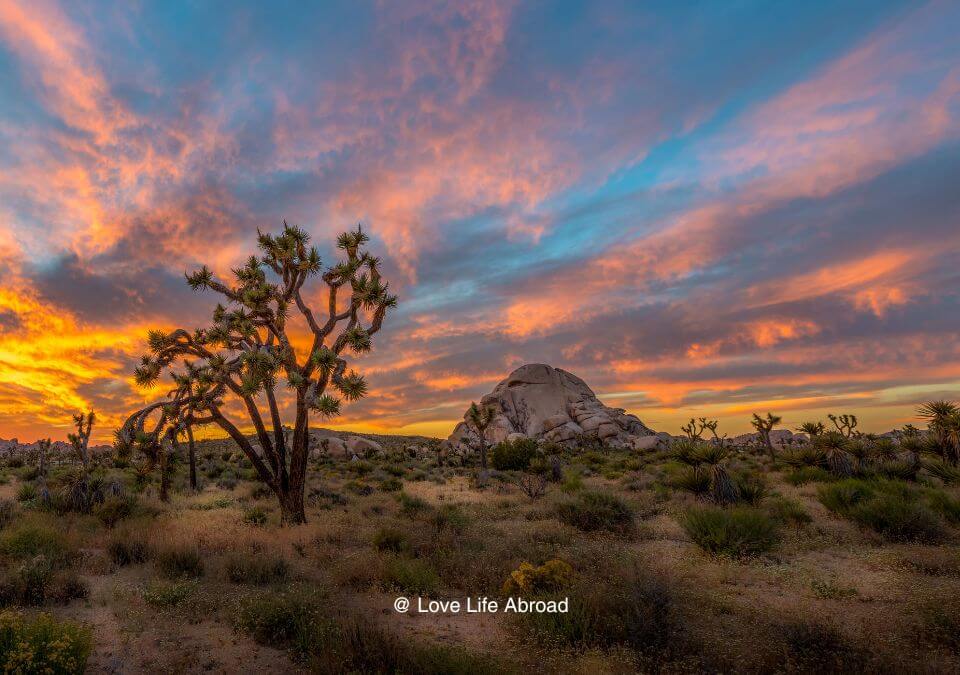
(446, 363, 658, 451)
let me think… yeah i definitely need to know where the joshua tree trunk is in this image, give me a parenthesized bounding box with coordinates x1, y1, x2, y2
(479, 437, 488, 471)
(159, 444, 170, 502)
(186, 426, 197, 491)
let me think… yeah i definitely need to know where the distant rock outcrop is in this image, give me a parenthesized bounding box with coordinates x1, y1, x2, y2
(447, 363, 655, 451)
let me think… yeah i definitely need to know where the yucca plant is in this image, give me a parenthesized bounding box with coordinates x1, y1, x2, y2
(813, 432, 854, 478)
(780, 445, 826, 469)
(923, 459, 960, 485)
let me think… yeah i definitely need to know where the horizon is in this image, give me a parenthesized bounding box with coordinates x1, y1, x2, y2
(1, 0, 959, 444)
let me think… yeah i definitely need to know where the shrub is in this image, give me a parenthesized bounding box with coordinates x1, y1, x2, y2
(923, 460, 960, 485)
(0, 500, 15, 530)
(919, 596, 960, 650)
(143, 580, 197, 608)
(849, 495, 944, 543)
(373, 528, 408, 553)
(15, 555, 54, 606)
(234, 589, 323, 650)
(765, 495, 812, 526)
(519, 567, 679, 659)
(382, 557, 439, 594)
(225, 553, 290, 585)
(397, 492, 429, 518)
(242, 506, 269, 526)
(559, 471, 583, 493)
(781, 620, 867, 672)
(47, 572, 89, 605)
(155, 547, 204, 580)
(927, 490, 960, 525)
(491, 438, 538, 471)
(735, 474, 767, 505)
(0, 611, 92, 673)
(502, 559, 574, 595)
(0, 524, 70, 567)
(670, 466, 711, 497)
(430, 505, 469, 534)
(108, 536, 150, 567)
(555, 491, 634, 534)
(94, 494, 135, 528)
(378, 477, 402, 493)
(819, 480, 945, 543)
(16, 483, 37, 502)
(682, 506, 780, 556)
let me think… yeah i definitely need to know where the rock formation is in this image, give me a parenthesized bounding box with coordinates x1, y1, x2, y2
(447, 364, 655, 451)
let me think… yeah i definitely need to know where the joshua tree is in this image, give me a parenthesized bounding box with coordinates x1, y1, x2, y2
(813, 431, 854, 478)
(466, 402, 496, 471)
(36, 438, 51, 477)
(796, 421, 824, 437)
(672, 440, 738, 504)
(828, 413, 859, 438)
(750, 412, 782, 460)
(680, 417, 707, 440)
(918, 401, 960, 465)
(116, 224, 396, 523)
(68, 411, 95, 469)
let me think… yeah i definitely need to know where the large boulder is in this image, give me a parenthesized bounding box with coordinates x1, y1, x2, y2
(447, 363, 655, 451)
(347, 436, 383, 457)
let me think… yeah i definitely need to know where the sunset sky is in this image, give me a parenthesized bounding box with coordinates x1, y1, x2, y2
(1, 0, 959, 443)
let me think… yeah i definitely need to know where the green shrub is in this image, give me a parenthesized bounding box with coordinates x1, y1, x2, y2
(0, 525, 71, 567)
(430, 505, 469, 534)
(143, 580, 197, 608)
(0, 611, 92, 673)
(559, 471, 583, 493)
(378, 477, 403, 493)
(242, 506, 269, 526)
(47, 572, 89, 605)
(94, 494, 135, 528)
(491, 438, 538, 471)
(819, 479, 945, 543)
(397, 492, 429, 517)
(155, 547, 204, 580)
(765, 495, 812, 526)
(373, 528, 408, 553)
(735, 474, 767, 505)
(784, 466, 834, 485)
(16, 483, 37, 502)
(682, 506, 780, 556)
(382, 557, 439, 594)
(555, 491, 634, 534)
(927, 490, 960, 525)
(670, 466, 711, 496)
(15, 555, 54, 606)
(225, 553, 290, 585)
(519, 567, 679, 659)
(923, 460, 960, 485)
(0, 500, 16, 529)
(849, 495, 944, 543)
(107, 536, 150, 566)
(235, 588, 324, 651)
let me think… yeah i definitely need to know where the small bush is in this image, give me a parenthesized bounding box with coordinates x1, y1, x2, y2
(927, 490, 960, 525)
(397, 492, 429, 517)
(15, 555, 54, 606)
(0, 611, 92, 673)
(0, 525, 70, 567)
(817, 479, 875, 514)
(382, 557, 439, 594)
(430, 505, 469, 534)
(502, 559, 574, 595)
(849, 494, 944, 543)
(765, 495, 812, 526)
(781, 620, 867, 672)
(94, 494, 135, 528)
(682, 506, 780, 556)
(225, 553, 290, 585)
(919, 596, 960, 650)
(555, 491, 634, 534)
(378, 477, 403, 493)
(559, 471, 583, 493)
(108, 536, 151, 567)
(47, 572, 89, 605)
(670, 466, 711, 496)
(16, 483, 37, 502)
(491, 438, 538, 471)
(0, 500, 16, 529)
(735, 474, 767, 505)
(519, 567, 679, 659)
(155, 547, 204, 580)
(242, 506, 269, 526)
(143, 580, 197, 608)
(235, 589, 323, 650)
(373, 528, 408, 553)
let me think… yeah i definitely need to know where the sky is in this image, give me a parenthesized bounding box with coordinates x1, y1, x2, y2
(0, 0, 959, 443)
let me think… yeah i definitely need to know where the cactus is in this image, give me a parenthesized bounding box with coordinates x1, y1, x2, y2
(116, 224, 396, 522)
